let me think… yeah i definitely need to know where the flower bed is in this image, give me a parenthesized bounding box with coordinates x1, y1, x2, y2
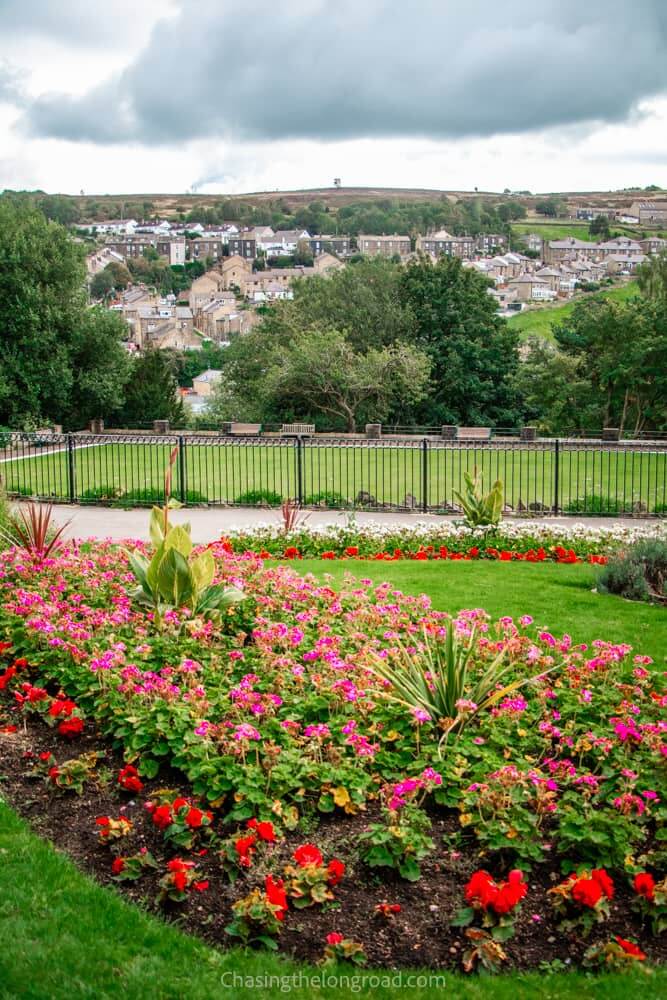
(0, 539, 665, 974)
(220, 520, 667, 563)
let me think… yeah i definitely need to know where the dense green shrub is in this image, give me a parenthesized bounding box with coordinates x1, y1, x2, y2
(565, 494, 633, 514)
(304, 491, 347, 508)
(234, 489, 283, 506)
(597, 538, 667, 603)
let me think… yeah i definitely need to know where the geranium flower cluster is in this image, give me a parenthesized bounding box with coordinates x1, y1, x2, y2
(464, 869, 528, 916)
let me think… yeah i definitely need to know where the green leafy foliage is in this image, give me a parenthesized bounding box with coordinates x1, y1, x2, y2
(453, 469, 503, 528)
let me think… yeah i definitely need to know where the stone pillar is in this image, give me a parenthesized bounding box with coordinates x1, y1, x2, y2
(153, 420, 170, 434)
(365, 423, 382, 439)
(602, 427, 620, 442)
(520, 426, 537, 442)
(89, 419, 105, 434)
(441, 425, 458, 440)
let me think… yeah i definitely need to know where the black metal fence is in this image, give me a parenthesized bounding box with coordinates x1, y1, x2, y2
(1, 432, 666, 516)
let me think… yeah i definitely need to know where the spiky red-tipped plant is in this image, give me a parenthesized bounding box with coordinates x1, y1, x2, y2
(1, 500, 70, 559)
(280, 498, 309, 533)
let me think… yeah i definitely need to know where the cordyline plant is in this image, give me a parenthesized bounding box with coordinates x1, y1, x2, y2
(370, 624, 555, 747)
(0, 500, 70, 559)
(280, 498, 310, 533)
(454, 469, 503, 529)
(126, 447, 245, 622)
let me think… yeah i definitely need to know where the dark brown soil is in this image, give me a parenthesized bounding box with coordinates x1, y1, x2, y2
(0, 710, 664, 974)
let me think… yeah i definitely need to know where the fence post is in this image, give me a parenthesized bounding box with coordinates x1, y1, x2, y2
(67, 434, 76, 503)
(296, 436, 304, 504)
(553, 439, 560, 515)
(178, 436, 187, 504)
(422, 438, 428, 513)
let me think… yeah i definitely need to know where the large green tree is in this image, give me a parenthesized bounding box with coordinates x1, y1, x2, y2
(261, 327, 430, 432)
(115, 349, 185, 428)
(554, 296, 667, 435)
(401, 255, 523, 427)
(275, 257, 416, 351)
(0, 200, 130, 429)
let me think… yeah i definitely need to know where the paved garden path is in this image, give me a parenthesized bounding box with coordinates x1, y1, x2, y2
(36, 503, 654, 543)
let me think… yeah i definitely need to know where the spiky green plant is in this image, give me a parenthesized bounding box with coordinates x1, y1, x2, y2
(370, 624, 555, 748)
(453, 469, 503, 528)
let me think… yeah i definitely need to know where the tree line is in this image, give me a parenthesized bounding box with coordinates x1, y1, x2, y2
(1, 200, 666, 437)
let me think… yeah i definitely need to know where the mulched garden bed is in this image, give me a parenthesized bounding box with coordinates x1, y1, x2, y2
(1, 711, 664, 973)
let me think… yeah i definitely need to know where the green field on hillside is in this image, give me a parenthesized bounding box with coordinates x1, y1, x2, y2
(1, 437, 665, 512)
(512, 220, 644, 241)
(507, 282, 640, 341)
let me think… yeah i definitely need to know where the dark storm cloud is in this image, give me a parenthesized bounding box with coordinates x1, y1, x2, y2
(17, 0, 667, 145)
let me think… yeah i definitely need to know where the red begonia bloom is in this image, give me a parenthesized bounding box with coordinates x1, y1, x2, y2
(326, 932, 344, 945)
(265, 875, 288, 920)
(152, 805, 173, 830)
(633, 872, 655, 901)
(112, 857, 125, 875)
(327, 859, 345, 886)
(58, 717, 84, 738)
(293, 843, 323, 867)
(572, 878, 602, 908)
(591, 868, 614, 899)
(615, 937, 646, 959)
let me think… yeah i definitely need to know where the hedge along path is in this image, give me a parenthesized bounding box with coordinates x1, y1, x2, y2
(2, 440, 666, 512)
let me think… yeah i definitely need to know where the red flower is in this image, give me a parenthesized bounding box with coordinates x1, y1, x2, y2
(247, 818, 276, 842)
(293, 843, 323, 867)
(326, 932, 344, 946)
(152, 805, 173, 830)
(572, 877, 602, 908)
(235, 834, 257, 866)
(492, 871, 528, 914)
(465, 870, 498, 909)
(615, 936, 646, 959)
(167, 858, 194, 872)
(0, 666, 17, 690)
(48, 766, 59, 781)
(327, 858, 345, 886)
(591, 868, 614, 900)
(185, 807, 205, 829)
(58, 717, 84, 738)
(173, 871, 187, 892)
(376, 902, 401, 917)
(111, 857, 125, 875)
(265, 874, 288, 920)
(118, 765, 144, 794)
(283, 547, 301, 559)
(0, 641, 12, 653)
(49, 698, 77, 718)
(344, 546, 359, 557)
(321, 551, 336, 559)
(634, 872, 655, 901)
(13, 658, 28, 668)
(173, 797, 189, 812)
(0, 724, 17, 733)
(193, 880, 209, 892)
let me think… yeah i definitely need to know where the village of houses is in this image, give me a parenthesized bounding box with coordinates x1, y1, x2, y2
(83, 198, 667, 413)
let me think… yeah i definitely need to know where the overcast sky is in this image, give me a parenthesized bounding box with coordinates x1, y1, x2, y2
(1, 0, 667, 196)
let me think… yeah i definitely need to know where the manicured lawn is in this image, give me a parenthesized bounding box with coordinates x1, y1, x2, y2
(507, 283, 640, 343)
(2, 436, 666, 512)
(295, 560, 667, 664)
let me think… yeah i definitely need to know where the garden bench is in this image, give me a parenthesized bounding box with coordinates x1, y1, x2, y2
(281, 423, 316, 436)
(457, 427, 492, 441)
(222, 422, 262, 435)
